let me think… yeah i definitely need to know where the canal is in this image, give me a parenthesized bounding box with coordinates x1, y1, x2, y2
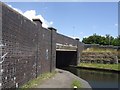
(62, 67, 119, 89)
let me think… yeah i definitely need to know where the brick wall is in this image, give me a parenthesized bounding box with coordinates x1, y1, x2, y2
(0, 2, 2, 90)
(1, 3, 56, 88)
(2, 3, 38, 88)
(0, 2, 83, 89)
(56, 33, 77, 46)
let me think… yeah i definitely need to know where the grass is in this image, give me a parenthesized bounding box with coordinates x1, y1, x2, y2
(83, 47, 117, 53)
(71, 80, 82, 88)
(20, 71, 56, 89)
(79, 63, 120, 71)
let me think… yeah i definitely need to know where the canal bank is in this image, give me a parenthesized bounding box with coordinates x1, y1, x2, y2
(70, 65, 120, 73)
(36, 69, 91, 88)
(63, 67, 119, 89)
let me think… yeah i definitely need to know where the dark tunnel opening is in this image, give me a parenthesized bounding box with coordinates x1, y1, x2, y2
(56, 51, 77, 68)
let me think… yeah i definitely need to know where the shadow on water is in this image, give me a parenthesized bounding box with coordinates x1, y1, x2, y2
(61, 67, 119, 89)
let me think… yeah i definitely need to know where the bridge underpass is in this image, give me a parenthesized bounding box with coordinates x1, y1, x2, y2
(56, 44, 78, 68)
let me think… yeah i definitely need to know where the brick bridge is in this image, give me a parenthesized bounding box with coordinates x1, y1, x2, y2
(0, 2, 84, 89)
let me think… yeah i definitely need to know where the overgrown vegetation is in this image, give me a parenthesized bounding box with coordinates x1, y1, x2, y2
(82, 34, 120, 46)
(20, 72, 56, 89)
(79, 63, 120, 71)
(81, 47, 120, 62)
(83, 47, 117, 53)
(71, 80, 82, 88)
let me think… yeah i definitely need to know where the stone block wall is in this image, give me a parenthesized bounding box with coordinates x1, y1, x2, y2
(81, 52, 118, 64)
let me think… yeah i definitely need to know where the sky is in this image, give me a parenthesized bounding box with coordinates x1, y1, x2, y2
(5, 2, 118, 41)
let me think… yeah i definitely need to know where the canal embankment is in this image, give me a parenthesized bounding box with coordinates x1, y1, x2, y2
(77, 47, 120, 73)
(81, 52, 119, 64)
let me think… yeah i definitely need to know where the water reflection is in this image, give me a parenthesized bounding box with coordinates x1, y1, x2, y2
(63, 67, 119, 88)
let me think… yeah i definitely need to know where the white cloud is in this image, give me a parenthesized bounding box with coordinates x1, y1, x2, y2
(7, 4, 53, 28)
(67, 34, 80, 39)
(114, 23, 118, 27)
(50, 21, 53, 25)
(23, 10, 36, 20)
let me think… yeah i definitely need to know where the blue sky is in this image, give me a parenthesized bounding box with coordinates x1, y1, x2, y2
(6, 2, 118, 41)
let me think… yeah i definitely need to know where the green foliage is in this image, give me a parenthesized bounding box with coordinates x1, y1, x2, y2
(20, 72, 56, 89)
(71, 80, 82, 88)
(82, 34, 120, 46)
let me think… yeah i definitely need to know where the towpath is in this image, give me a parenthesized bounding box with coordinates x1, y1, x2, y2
(36, 69, 91, 89)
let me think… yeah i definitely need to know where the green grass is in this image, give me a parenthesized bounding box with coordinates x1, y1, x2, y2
(79, 63, 120, 71)
(71, 80, 82, 88)
(20, 71, 56, 89)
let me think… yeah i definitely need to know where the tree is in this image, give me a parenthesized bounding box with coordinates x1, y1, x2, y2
(82, 34, 120, 46)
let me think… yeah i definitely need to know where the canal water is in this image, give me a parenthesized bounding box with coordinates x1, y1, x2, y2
(62, 67, 119, 89)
